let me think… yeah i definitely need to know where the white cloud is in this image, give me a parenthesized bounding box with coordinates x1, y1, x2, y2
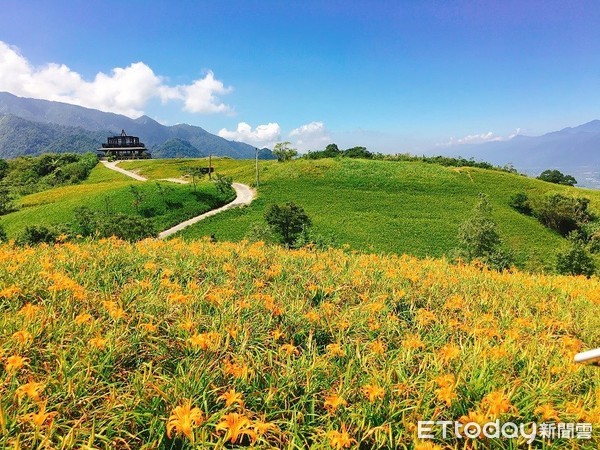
(218, 122, 281, 148)
(438, 128, 522, 147)
(288, 121, 332, 152)
(0, 40, 233, 117)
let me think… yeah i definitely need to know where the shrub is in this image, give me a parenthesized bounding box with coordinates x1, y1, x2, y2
(214, 173, 234, 196)
(535, 193, 593, 236)
(72, 206, 97, 236)
(293, 226, 337, 250)
(264, 202, 312, 247)
(0, 186, 16, 215)
(94, 214, 157, 242)
(0, 223, 7, 243)
(245, 223, 276, 243)
(556, 232, 596, 277)
(0, 159, 8, 180)
(509, 192, 532, 215)
(17, 225, 60, 246)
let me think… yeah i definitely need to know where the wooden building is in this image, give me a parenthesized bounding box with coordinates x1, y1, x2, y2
(97, 130, 151, 159)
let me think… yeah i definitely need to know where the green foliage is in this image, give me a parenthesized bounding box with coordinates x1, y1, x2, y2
(179, 165, 212, 192)
(129, 185, 144, 213)
(535, 193, 593, 236)
(456, 193, 513, 269)
(2, 152, 98, 195)
(245, 222, 276, 243)
(509, 192, 532, 215)
(0, 222, 6, 243)
(293, 226, 337, 250)
(305, 143, 373, 160)
(213, 173, 233, 196)
(556, 232, 596, 276)
(17, 225, 61, 246)
(264, 202, 312, 246)
(537, 169, 577, 186)
(94, 214, 157, 242)
(0, 158, 8, 180)
(273, 142, 298, 162)
(72, 206, 157, 242)
(343, 146, 373, 159)
(457, 194, 501, 259)
(0, 186, 17, 215)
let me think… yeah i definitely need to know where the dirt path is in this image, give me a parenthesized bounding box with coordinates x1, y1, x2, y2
(100, 160, 256, 239)
(100, 160, 148, 181)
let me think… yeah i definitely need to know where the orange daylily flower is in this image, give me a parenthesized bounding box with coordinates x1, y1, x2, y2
(327, 424, 355, 449)
(216, 413, 256, 444)
(166, 400, 204, 439)
(219, 388, 244, 408)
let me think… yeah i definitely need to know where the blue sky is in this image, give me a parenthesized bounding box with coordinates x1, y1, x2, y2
(1, 0, 600, 152)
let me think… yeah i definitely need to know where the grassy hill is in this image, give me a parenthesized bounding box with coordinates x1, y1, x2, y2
(0, 239, 598, 448)
(0, 163, 234, 239)
(119, 157, 600, 270)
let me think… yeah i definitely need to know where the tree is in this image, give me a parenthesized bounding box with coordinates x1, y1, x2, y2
(273, 142, 298, 162)
(180, 166, 211, 192)
(264, 202, 311, 247)
(556, 232, 596, 277)
(537, 169, 577, 186)
(456, 193, 513, 269)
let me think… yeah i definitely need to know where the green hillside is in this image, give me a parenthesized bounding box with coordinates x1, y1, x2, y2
(119, 158, 600, 269)
(0, 163, 234, 238)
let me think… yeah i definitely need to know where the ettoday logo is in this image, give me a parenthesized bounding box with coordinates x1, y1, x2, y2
(418, 420, 593, 444)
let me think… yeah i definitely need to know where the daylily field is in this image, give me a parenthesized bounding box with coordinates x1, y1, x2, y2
(0, 238, 598, 449)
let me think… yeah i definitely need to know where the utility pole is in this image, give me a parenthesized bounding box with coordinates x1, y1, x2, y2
(209, 153, 212, 180)
(255, 147, 259, 187)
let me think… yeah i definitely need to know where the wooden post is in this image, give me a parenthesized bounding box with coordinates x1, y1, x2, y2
(209, 153, 212, 180)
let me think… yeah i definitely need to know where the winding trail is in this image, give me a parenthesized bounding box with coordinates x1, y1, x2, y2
(100, 160, 256, 239)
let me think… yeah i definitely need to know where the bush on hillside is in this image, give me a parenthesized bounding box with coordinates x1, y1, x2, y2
(265, 202, 312, 247)
(0, 159, 8, 180)
(17, 225, 61, 246)
(293, 226, 337, 250)
(556, 232, 596, 277)
(214, 173, 234, 196)
(94, 214, 157, 242)
(535, 193, 594, 237)
(72, 207, 157, 242)
(509, 192, 532, 215)
(0, 223, 7, 243)
(0, 186, 17, 215)
(456, 193, 514, 270)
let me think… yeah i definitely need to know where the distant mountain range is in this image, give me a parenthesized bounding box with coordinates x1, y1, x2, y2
(436, 121, 600, 188)
(0, 92, 274, 159)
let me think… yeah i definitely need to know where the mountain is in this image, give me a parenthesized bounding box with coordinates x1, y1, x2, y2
(435, 120, 600, 188)
(0, 114, 108, 158)
(153, 138, 207, 158)
(0, 92, 274, 159)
